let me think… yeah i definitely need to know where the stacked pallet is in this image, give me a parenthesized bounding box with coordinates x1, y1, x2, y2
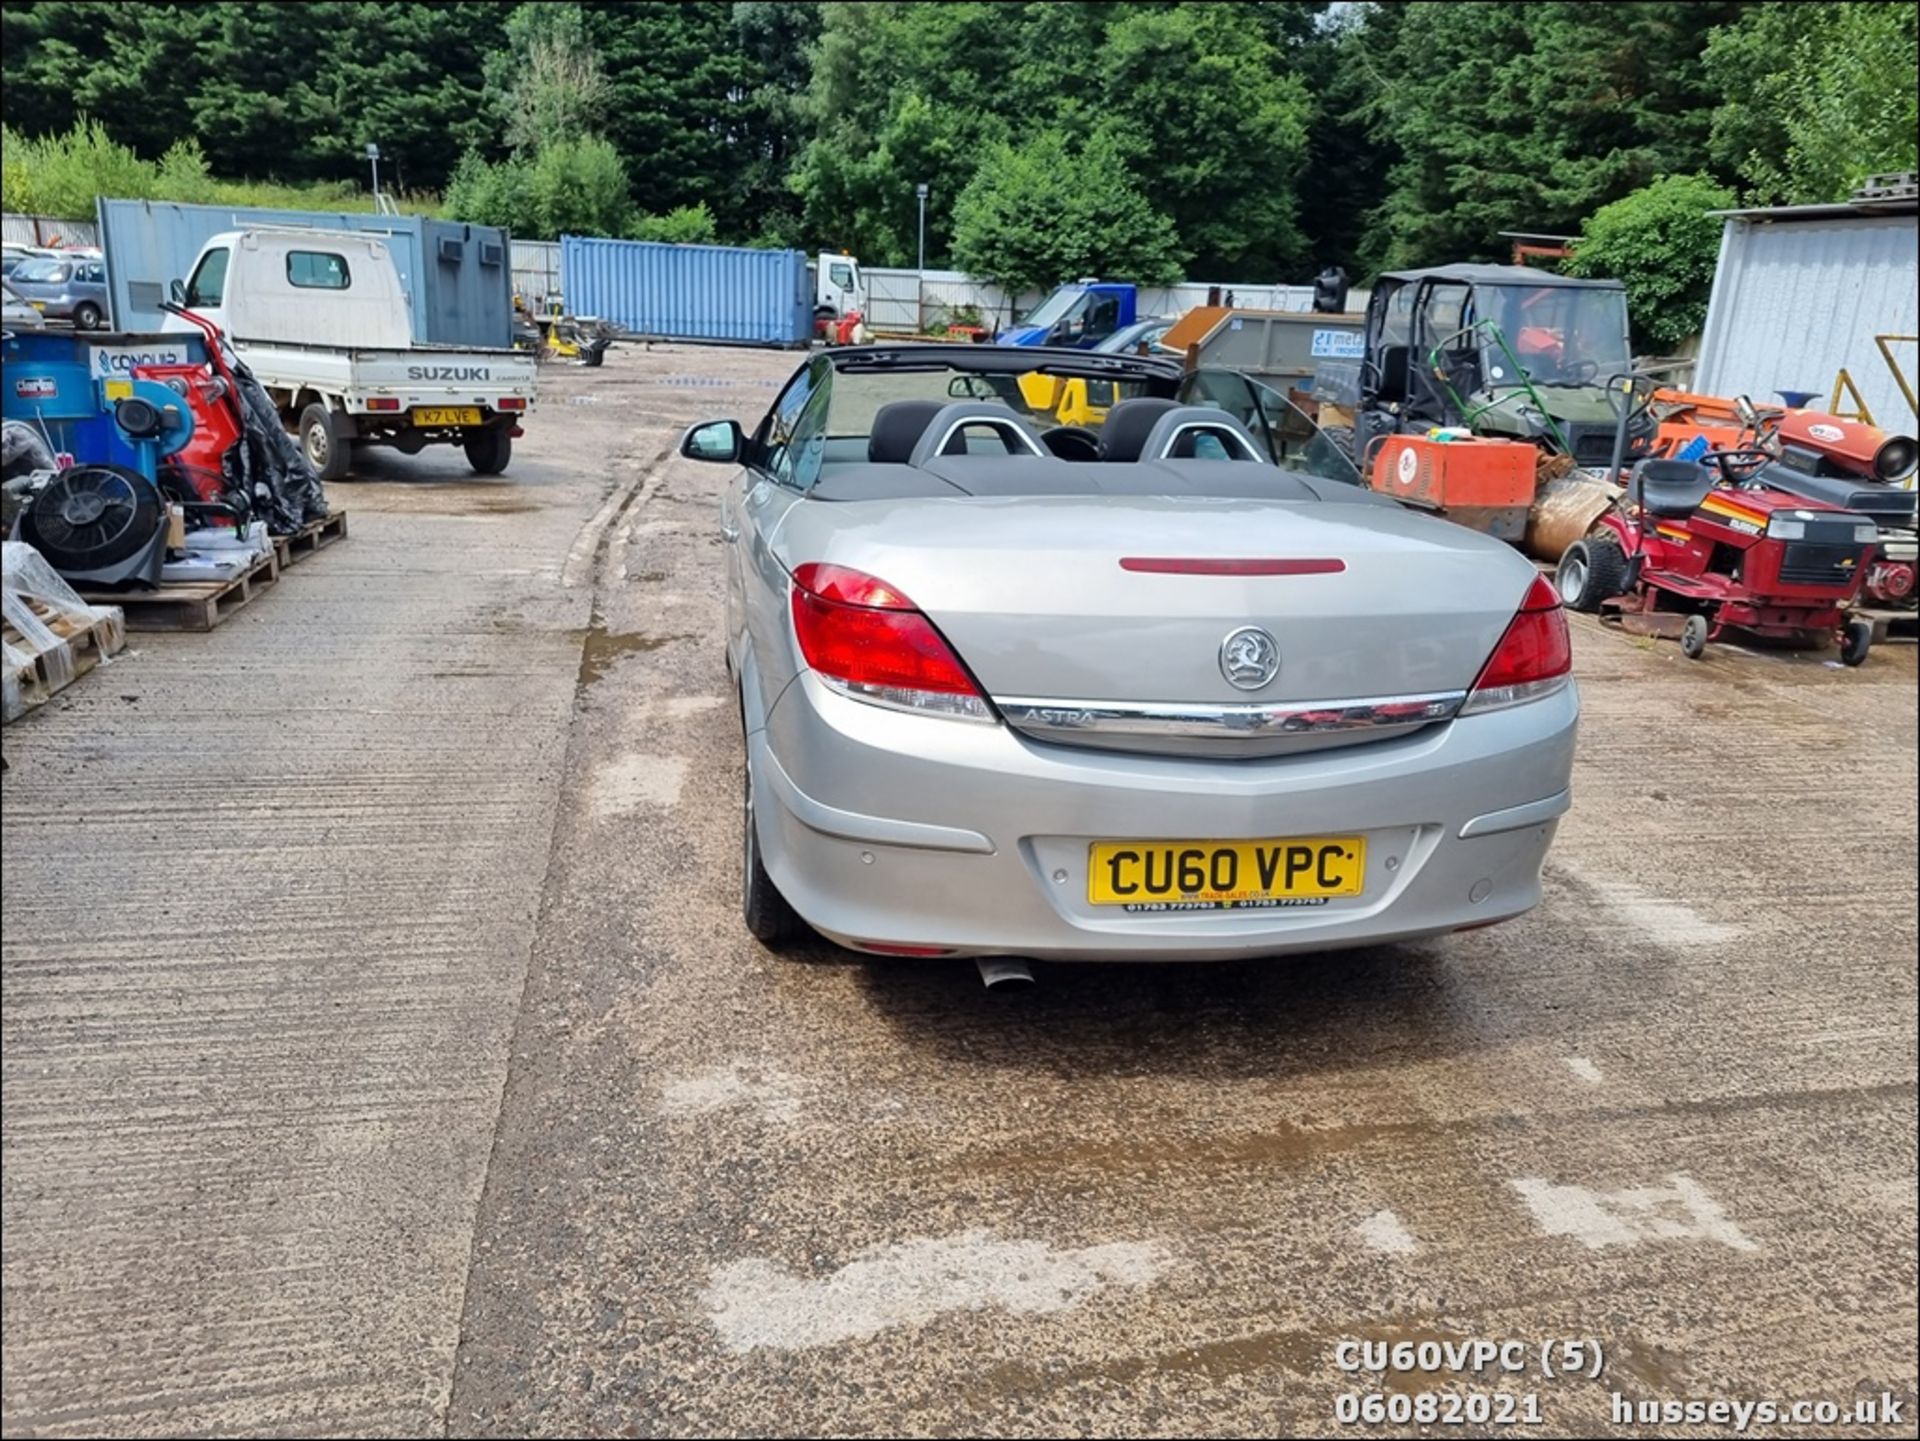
(3, 548, 128, 724)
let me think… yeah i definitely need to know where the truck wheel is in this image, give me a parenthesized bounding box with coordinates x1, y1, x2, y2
(1556, 535, 1628, 612)
(1319, 425, 1356, 462)
(299, 403, 350, 482)
(72, 302, 103, 331)
(465, 427, 512, 475)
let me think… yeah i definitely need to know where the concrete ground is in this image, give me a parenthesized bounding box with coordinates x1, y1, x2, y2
(2, 345, 1914, 1439)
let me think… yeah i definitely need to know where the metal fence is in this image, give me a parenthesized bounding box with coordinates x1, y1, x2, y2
(512, 239, 561, 309)
(3, 213, 99, 247)
(860, 267, 1326, 334)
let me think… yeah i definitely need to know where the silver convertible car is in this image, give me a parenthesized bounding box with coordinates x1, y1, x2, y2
(682, 345, 1576, 963)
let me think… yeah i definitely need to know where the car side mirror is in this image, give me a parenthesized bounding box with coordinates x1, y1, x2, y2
(680, 418, 744, 464)
(169, 278, 186, 305)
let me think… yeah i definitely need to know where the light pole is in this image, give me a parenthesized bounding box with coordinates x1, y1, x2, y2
(366, 142, 383, 208)
(915, 182, 930, 332)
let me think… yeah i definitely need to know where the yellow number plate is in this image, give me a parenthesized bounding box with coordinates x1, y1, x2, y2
(1088, 836, 1366, 909)
(412, 406, 483, 426)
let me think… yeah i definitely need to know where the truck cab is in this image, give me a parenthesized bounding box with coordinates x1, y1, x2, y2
(815, 251, 866, 339)
(173, 230, 413, 348)
(997, 280, 1137, 347)
(162, 228, 536, 481)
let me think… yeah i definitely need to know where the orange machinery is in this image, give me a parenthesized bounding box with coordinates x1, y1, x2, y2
(1369, 435, 1538, 543)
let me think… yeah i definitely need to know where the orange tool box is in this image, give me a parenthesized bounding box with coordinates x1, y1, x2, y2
(1370, 435, 1537, 542)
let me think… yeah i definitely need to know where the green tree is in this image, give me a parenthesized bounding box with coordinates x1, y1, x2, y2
(629, 202, 719, 244)
(1705, 2, 1920, 204)
(486, 2, 611, 153)
(1565, 174, 1736, 352)
(1094, 4, 1314, 276)
(1362, 2, 1742, 269)
(951, 129, 1185, 297)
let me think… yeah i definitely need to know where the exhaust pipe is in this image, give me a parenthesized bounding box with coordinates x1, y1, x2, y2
(976, 957, 1035, 990)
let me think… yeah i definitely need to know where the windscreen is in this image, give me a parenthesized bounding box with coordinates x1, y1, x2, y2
(12, 258, 69, 284)
(1478, 284, 1630, 385)
(1018, 285, 1083, 331)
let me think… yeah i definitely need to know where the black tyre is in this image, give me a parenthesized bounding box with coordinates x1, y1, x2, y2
(1840, 617, 1873, 667)
(1681, 614, 1710, 659)
(741, 746, 799, 947)
(1319, 424, 1356, 462)
(464, 426, 512, 475)
(299, 403, 350, 482)
(1556, 535, 1628, 613)
(72, 301, 103, 331)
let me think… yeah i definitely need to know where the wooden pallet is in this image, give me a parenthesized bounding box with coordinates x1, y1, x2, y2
(4, 598, 127, 722)
(78, 547, 280, 632)
(274, 510, 350, 569)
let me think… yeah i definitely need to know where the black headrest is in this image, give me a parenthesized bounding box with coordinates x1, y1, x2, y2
(1100, 397, 1183, 462)
(868, 400, 944, 465)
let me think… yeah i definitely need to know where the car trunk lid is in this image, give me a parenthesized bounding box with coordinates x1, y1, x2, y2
(775, 494, 1540, 758)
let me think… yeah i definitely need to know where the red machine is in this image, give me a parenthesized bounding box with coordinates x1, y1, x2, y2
(133, 303, 254, 529)
(1556, 443, 1879, 665)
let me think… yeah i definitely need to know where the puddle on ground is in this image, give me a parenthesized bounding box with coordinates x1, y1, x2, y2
(578, 623, 696, 686)
(371, 482, 543, 516)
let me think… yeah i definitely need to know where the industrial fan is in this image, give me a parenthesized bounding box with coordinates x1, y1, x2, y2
(16, 463, 167, 589)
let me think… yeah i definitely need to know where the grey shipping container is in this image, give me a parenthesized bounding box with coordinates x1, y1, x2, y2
(1185, 309, 1368, 390)
(561, 235, 810, 346)
(95, 199, 513, 348)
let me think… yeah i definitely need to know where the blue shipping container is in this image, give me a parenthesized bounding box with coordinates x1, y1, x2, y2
(95, 199, 513, 348)
(561, 236, 810, 346)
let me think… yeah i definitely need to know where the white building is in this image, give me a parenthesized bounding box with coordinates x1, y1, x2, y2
(1695, 179, 1917, 429)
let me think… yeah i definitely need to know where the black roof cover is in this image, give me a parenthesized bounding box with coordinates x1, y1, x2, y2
(1375, 263, 1625, 291)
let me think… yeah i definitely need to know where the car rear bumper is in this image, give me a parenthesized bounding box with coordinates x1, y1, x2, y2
(755, 671, 1578, 961)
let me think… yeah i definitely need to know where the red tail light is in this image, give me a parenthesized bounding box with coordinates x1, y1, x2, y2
(497, 397, 527, 411)
(1462, 574, 1572, 714)
(791, 563, 992, 721)
(366, 397, 402, 412)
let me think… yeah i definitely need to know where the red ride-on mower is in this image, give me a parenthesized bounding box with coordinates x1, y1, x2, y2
(1556, 376, 1881, 666)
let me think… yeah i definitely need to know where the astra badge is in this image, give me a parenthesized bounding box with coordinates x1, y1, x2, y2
(1219, 625, 1280, 690)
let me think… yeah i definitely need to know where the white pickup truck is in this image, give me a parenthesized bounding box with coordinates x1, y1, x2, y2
(164, 228, 536, 480)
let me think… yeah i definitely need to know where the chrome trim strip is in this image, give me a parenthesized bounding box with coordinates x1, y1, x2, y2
(1459, 788, 1572, 838)
(993, 690, 1468, 739)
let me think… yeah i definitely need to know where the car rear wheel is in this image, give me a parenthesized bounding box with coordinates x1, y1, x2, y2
(464, 426, 512, 475)
(72, 301, 103, 331)
(741, 746, 799, 947)
(1556, 535, 1627, 612)
(299, 403, 350, 482)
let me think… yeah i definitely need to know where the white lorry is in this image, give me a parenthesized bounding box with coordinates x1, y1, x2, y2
(813, 250, 868, 339)
(164, 228, 537, 481)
